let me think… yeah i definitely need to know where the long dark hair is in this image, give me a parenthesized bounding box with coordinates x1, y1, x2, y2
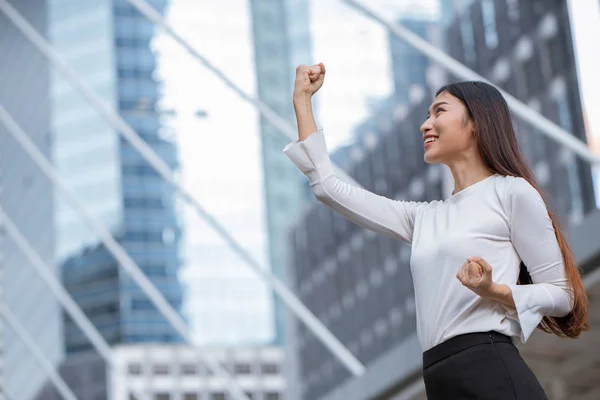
(436, 81, 589, 338)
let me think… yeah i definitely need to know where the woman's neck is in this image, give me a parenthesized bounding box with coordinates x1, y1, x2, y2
(447, 162, 495, 195)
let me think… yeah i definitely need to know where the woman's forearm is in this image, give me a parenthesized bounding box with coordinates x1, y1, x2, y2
(293, 93, 318, 142)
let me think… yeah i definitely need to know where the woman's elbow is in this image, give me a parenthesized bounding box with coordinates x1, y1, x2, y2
(554, 287, 574, 317)
(311, 180, 339, 205)
(311, 183, 329, 203)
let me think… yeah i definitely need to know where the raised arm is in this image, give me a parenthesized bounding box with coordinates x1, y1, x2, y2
(293, 63, 322, 142)
(284, 64, 426, 243)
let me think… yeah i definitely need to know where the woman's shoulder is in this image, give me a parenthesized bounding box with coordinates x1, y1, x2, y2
(494, 175, 536, 193)
(492, 175, 542, 206)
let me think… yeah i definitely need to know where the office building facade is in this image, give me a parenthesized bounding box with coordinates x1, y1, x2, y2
(249, 0, 314, 346)
(444, 0, 594, 219)
(0, 1, 63, 399)
(289, 1, 594, 398)
(36, 344, 287, 400)
(389, 17, 436, 106)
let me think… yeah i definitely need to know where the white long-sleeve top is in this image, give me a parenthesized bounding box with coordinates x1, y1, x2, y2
(283, 129, 573, 351)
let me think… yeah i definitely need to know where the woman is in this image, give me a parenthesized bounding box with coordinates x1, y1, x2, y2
(284, 63, 589, 399)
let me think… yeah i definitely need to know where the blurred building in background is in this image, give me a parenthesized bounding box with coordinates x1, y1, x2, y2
(0, 1, 63, 400)
(111, 345, 286, 400)
(35, 351, 108, 400)
(0, 176, 3, 397)
(0, 293, 2, 400)
(288, 1, 596, 399)
(443, 0, 595, 220)
(36, 344, 286, 400)
(49, 0, 185, 356)
(390, 15, 437, 106)
(249, 0, 314, 346)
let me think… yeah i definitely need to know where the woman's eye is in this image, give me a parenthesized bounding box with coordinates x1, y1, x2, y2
(436, 108, 445, 114)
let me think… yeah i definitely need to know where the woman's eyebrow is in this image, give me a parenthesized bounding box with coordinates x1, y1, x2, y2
(427, 101, 449, 117)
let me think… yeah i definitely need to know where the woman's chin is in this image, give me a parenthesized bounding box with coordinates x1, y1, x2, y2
(424, 152, 440, 164)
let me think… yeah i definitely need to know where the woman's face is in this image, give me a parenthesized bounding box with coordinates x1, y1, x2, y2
(420, 91, 477, 164)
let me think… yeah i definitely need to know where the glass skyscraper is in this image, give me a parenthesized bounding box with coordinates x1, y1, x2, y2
(389, 11, 440, 106)
(0, 2, 62, 399)
(46, 0, 184, 355)
(249, 0, 314, 345)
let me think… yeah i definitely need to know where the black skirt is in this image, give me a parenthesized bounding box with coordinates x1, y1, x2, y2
(422, 331, 548, 400)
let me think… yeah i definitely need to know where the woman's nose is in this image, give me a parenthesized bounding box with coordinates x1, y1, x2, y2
(420, 118, 433, 134)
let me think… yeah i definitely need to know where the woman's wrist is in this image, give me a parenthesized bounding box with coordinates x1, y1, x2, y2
(293, 92, 318, 141)
(293, 92, 312, 107)
(486, 283, 516, 309)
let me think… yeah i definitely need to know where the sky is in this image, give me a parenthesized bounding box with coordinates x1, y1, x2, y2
(567, 0, 600, 204)
(154, 0, 273, 345)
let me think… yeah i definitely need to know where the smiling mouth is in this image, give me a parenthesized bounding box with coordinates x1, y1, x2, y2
(424, 137, 438, 147)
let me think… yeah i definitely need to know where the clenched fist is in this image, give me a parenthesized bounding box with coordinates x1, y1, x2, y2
(456, 256, 494, 297)
(294, 63, 326, 98)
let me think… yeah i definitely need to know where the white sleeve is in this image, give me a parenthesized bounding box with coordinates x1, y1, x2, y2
(283, 129, 426, 243)
(505, 177, 573, 342)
